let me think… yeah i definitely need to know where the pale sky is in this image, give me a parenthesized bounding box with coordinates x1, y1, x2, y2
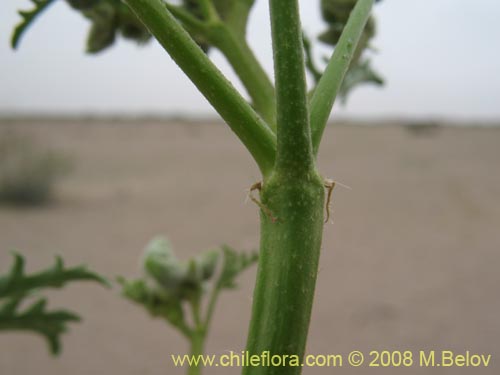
(1, 0, 499, 121)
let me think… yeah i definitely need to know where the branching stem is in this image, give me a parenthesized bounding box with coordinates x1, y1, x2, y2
(310, 0, 374, 156)
(125, 0, 276, 176)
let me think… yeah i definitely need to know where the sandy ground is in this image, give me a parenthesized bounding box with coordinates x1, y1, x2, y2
(0, 120, 499, 375)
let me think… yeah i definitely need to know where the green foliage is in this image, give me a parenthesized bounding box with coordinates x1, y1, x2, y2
(67, 0, 151, 53)
(11, 0, 57, 49)
(0, 253, 109, 298)
(142, 237, 219, 297)
(119, 237, 257, 338)
(339, 58, 383, 102)
(11, 0, 150, 53)
(0, 297, 80, 355)
(7, 1, 383, 372)
(320, 0, 379, 49)
(0, 134, 71, 206)
(0, 253, 109, 355)
(11, 0, 256, 54)
(217, 245, 258, 290)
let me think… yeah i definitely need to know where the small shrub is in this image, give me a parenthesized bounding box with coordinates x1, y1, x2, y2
(0, 133, 71, 206)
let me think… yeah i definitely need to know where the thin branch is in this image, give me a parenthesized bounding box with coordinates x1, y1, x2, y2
(310, 0, 374, 156)
(167, 1, 276, 128)
(125, 0, 276, 176)
(202, 287, 219, 329)
(211, 25, 276, 128)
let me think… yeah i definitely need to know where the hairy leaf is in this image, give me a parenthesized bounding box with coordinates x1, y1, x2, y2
(118, 277, 187, 330)
(216, 245, 258, 290)
(141, 236, 219, 297)
(119, 236, 257, 336)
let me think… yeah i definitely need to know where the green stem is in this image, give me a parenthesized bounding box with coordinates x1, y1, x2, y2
(175, 323, 193, 340)
(243, 174, 325, 375)
(211, 26, 276, 128)
(125, 0, 276, 176)
(164, 3, 276, 127)
(219, 0, 255, 39)
(243, 1, 325, 374)
(188, 330, 206, 375)
(164, 3, 208, 32)
(269, 0, 314, 175)
(190, 295, 203, 328)
(203, 287, 219, 329)
(186, 293, 206, 375)
(197, 0, 219, 22)
(310, 0, 374, 156)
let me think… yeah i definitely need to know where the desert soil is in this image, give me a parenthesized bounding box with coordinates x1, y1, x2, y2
(0, 120, 499, 374)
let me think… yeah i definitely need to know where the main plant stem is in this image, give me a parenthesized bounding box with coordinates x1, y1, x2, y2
(243, 0, 324, 374)
(124, 1, 374, 374)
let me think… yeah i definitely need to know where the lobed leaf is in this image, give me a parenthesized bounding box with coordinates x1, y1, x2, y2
(0, 297, 80, 355)
(11, 0, 152, 53)
(0, 253, 108, 355)
(0, 252, 109, 299)
(11, 0, 57, 49)
(117, 277, 187, 332)
(119, 236, 257, 336)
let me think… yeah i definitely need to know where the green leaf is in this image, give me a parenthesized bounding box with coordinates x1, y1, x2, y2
(11, 0, 152, 53)
(142, 237, 189, 292)
(11, 0, 57, 49)
(0, 252, 109, 299)
(193, 249, 219, 281)
(321, 0, 358, 25)
(216, 245, 258, 290)
(67, 0, 101, 10)
(0, 297, 80, 355)
(0, 253, 107, 355)
(339, 59, 384, 102)
(82, 1, 151, 54)
(119, 237, 257, 337)
(142, 236, 220, 297)
(118, 277, 190, 335)
(83, 1, 118, 53)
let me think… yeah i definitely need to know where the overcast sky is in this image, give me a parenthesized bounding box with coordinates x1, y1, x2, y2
(1, 0, 499, 121)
